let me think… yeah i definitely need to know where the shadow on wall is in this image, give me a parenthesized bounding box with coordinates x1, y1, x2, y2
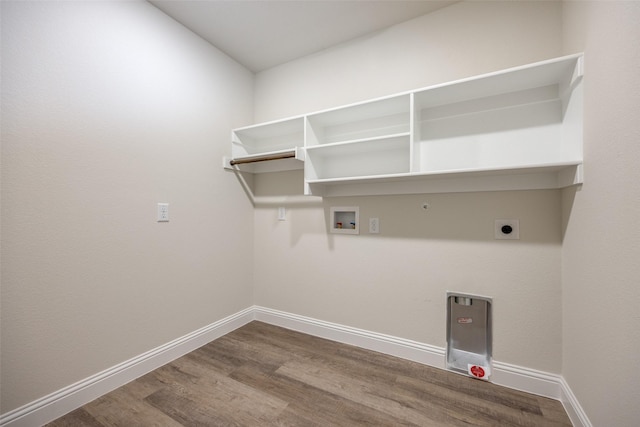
(560, 184, 580, 242)
(230, 169, 565, 247)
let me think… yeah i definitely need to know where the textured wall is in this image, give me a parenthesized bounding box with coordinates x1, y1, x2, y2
(254, 0, 562, 122)
(561, 1, 640, 425)
(252, 1, 565, 373)
(1, 1, 254, 412)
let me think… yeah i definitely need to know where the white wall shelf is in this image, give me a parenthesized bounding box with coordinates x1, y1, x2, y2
(226, 53, 584, 196)
(306, 94, 411, 146)
(226, 116, 305, 173)
(305, 134, 411, 181)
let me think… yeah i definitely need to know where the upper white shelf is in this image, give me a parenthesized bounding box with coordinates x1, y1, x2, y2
(228, 116, 305, 173)
(232, 116, 304, 153)
(225, 53, 584, 196)
(413, 54, 582, 110)
(306, 94, 411, 146)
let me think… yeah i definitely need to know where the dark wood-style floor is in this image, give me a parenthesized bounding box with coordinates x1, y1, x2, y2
(47, 321, 572, 426)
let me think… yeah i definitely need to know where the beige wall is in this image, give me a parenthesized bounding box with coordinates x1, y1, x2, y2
(561, 2, 640, 425)
(0, 1, 254, 412)
(254, 0, 562, 122)
(4, 1, 639, 423)
(254, 181, 563, 371)
(252, 1, 565, 373)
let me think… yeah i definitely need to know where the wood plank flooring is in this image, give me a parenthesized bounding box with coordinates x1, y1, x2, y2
(46, 321, 572, 426)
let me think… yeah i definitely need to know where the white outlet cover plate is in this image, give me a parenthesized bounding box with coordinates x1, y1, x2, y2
(369, 218, 379, 234)
(495, 219, 519, 240)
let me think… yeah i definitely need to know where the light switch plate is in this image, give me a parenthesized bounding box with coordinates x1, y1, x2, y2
(157, 203, 169, 222)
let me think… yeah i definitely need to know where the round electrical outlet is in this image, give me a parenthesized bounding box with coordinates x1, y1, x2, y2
(495, 219, 519, 240)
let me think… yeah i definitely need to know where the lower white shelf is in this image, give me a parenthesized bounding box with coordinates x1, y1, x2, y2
(305, 162, 582, 196)
(305, 135, 410, 181)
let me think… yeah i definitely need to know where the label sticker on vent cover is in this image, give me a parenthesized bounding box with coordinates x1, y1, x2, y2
(468, 364, 490, 380)
(457, 317, 473, 324)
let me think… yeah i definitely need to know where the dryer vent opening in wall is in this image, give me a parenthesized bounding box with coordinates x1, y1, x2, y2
(446, 293, 492, 380)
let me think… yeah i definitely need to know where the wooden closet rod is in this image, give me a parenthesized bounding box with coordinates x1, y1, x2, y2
(229, 150, 296, 166)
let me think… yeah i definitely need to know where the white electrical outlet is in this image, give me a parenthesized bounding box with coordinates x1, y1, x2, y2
(157, 203, 169, 222)
(495, 219, 519, 239)
(278, 207, 286, 221)
(369, 218, 380, 234)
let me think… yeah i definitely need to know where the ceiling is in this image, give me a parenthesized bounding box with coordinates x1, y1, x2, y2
(149, 0, 458, 72)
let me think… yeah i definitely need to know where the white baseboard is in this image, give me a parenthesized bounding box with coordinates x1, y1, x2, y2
(253, 306, 445, 368)
(253, 306, 591, 426)
(560, 376, 592, 427)
(254, 306, 563, 397)
(0, 307, 254, 427)
(491, 360, 563, 399)
(1, 305, 590, 427)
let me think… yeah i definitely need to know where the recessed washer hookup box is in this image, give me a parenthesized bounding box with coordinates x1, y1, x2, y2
(446, 292, 492, 380)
